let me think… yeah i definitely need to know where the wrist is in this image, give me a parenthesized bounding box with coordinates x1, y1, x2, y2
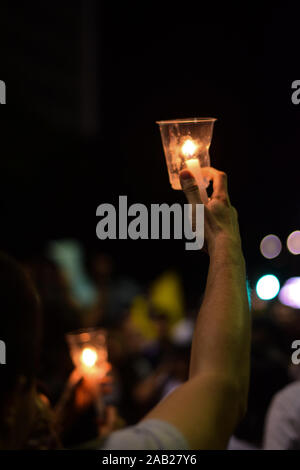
(208, 235, 245, 268)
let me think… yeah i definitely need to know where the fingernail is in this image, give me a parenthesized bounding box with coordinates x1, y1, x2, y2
(180, 170, 193, 180)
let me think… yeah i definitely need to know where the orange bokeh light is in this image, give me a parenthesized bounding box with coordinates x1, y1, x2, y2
(81, 347, 98, 368)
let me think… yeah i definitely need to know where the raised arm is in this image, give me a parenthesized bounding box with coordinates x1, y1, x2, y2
(143, 168, 251, 449)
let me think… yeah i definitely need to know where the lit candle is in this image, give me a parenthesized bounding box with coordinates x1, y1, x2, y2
(81, 347, 98, 370)
(182, 140, 208, 204)
(157, 117, 216, 190)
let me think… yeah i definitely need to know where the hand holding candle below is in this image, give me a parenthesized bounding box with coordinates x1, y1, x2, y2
(64, 343, 111, 404)
(71, 352, 112, 419)
(182, 139, 209, 204)
(55, 363, 113, 426)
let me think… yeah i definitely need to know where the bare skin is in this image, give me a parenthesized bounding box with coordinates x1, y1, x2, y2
(143, 167, 251, 449)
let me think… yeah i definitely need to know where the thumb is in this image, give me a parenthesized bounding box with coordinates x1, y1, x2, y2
(179, 170, 202, 205)
(180, 169, 203, 233)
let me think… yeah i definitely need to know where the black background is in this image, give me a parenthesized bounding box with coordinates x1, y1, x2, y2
(0, 1, 299, 290)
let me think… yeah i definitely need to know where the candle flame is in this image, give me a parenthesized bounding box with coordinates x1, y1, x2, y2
(181, 139, 197, 157)
(81, 347, 98, 368)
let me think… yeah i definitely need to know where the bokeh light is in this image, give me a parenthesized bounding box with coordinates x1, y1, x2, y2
(287, 230, 300, 255)
(279, 277, 300, 309)
(260, 234, 282, 259)
(256, 274, 280, 300)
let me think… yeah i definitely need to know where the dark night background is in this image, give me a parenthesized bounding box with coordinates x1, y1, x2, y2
(0, 2, 299, 291)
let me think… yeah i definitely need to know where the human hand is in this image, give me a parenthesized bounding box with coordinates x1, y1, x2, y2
(180, 167, 242, 257)
(55, 365, 112, 429)
(68, 366, 112, 412)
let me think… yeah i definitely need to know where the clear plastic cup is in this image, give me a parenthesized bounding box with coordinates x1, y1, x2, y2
(156, 117, 217, 190)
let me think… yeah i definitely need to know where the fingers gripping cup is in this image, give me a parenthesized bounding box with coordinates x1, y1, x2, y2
(156, 118, 217, 203)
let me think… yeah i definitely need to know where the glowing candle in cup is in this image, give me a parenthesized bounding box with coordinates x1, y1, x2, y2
(66, 328, 110, 378)
(156, 117, 217, 199)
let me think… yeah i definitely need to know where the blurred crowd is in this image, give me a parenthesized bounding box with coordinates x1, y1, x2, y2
(5, 239, 300, 449)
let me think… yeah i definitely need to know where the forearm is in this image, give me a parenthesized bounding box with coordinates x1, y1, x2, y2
(143, 169, 251, 448)
(143, 238, 251, 448)
(189, 238, 250, 400)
